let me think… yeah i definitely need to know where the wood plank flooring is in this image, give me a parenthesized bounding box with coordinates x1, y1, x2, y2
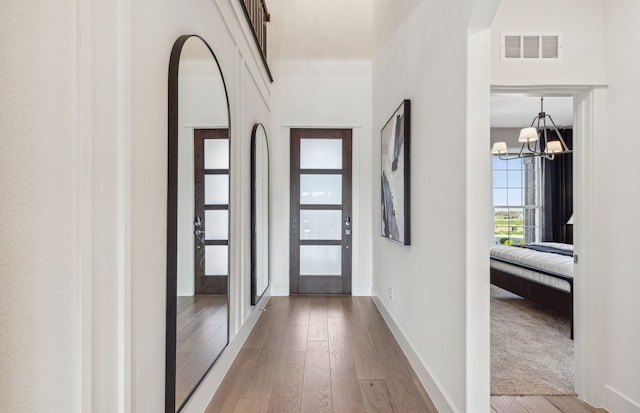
(491, 396, 608, 413)
(176, 295, 227, 409)
(203, 295, 606, 413)
(205, 295, 437, 413)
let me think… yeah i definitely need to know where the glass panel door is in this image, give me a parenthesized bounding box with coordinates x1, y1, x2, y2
(290, 129, 352, 294)
(194, 129, 229, 294)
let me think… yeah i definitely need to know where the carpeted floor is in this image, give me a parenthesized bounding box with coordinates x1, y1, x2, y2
(491, 285, 575, 396)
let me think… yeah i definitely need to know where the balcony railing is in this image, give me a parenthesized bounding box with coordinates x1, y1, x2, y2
(240, 0, 273, 82)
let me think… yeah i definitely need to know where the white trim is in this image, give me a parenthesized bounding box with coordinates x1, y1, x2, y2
(605, 385, 640, 413)
(372, 296, 454, 413)
(281, 116, 363, 128)
(352, 285, 372, 296)
(179, 296, 270, 413)
(270, 286, 290, 296)
(117, 0, 133, 410)
(75, 0, 93, 410)
(573, 87, 607, 407)
(491, 85, 605, 409)
(467, 26, 493, 412)
(277, 121, 365, 297)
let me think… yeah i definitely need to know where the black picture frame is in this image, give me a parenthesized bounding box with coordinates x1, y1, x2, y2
(380, 99, 411, 245)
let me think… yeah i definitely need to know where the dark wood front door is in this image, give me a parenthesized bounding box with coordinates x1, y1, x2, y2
(194, 129, 229, 294)
(290, 129, 352, 294)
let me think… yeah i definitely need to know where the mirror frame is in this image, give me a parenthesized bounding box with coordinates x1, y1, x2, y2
(250, 123, 270, 305)
(166, 34, 231, 413)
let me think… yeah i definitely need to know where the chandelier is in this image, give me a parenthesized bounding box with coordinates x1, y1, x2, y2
(492, 97, 572, 160)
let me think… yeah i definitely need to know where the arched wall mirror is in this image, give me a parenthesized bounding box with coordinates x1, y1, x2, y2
(251, 123, 270, 305)
(166, 35, 230, 413)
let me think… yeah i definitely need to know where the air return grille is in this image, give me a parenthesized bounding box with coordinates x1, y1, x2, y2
(501, 33, 561, 60)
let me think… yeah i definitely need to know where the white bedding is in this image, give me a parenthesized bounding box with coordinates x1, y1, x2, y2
(490, 242, 574, 292)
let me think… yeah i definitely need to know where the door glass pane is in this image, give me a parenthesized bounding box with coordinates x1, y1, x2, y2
(300, 210, 342, 240)
(204, 139, 229, 169)
(300, 174, 342, 205)
(300, 245, 341, 276)
(205, 210, 228, 240)
(205, 174, 229, 205)
(205, 245, 228, 276)
(300, 139, 342, 169)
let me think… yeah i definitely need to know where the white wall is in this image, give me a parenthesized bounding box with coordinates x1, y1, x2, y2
(268, 0, 374, 296)
(601, 2, 640, 410)
(1, 1, 79, 411)
(371, 1, 492, 411)
(490, 0, 607, 86)
(1, 0, 272, 411)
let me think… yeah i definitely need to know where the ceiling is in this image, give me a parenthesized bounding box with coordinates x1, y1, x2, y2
(490, 96, 573, 128)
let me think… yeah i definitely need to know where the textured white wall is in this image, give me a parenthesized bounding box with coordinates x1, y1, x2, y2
(0, 1, 79, 411)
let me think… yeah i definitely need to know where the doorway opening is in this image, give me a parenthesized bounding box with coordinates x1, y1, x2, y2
(489, 93, 576, 397)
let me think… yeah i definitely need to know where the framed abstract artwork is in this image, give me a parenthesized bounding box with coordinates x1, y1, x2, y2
(380, 99, 411, 245)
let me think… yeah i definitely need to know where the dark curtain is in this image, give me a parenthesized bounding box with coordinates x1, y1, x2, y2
(541, 128, 573, 244)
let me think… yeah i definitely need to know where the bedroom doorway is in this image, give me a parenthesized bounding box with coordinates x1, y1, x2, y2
(489, 93, 576, 397)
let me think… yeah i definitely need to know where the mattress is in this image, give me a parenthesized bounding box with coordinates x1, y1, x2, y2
(490, 242, 574, 293)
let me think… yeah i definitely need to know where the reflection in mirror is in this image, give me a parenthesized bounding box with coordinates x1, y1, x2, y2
(166, 35, 230, 413)
(251, 124, 269, 305)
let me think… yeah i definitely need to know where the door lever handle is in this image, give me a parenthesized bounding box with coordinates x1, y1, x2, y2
(194, 229, 204, 236)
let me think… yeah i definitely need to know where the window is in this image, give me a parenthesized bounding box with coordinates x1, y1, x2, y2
(492, 155, 540, 245)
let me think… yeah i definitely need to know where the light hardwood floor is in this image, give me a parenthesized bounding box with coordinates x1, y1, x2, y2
(205, 295, 437, 413)
(203, 295, 605, 413)
(176, 295, 227, 409)
(491, 396, 608, 413)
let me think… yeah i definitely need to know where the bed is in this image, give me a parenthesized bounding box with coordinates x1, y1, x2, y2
(490, 242, 574, 339)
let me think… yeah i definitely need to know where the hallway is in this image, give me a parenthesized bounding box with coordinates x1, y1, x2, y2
(204, 295, 438, 412)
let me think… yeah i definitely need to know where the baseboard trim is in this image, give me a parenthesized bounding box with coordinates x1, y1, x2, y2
(270, 285, 289, 296)
(180, 296, 270, 413)
(605, 385, 640, 413)
(271, 286, 372, 296)
(372, 295, 455, 413)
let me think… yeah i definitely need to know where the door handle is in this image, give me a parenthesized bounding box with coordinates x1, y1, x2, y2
(344, 229, 351, 235)
(195, 229, 204, 236)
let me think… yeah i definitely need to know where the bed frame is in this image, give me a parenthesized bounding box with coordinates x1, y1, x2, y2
(490, 256, 573, 339)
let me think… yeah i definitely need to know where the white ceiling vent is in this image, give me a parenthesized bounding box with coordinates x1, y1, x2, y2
(501, 33, 561, 60)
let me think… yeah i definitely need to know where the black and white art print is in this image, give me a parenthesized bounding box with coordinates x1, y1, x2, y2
(380, 99, 410, 245)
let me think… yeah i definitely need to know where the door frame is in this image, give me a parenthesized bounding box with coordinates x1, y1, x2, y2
(490, 84, 602, 403)
(193, 128, 230, 295)
(289, 128, 353, 294)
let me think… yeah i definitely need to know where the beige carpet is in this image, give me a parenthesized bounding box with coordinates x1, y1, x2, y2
(491, 285, 575, 395)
